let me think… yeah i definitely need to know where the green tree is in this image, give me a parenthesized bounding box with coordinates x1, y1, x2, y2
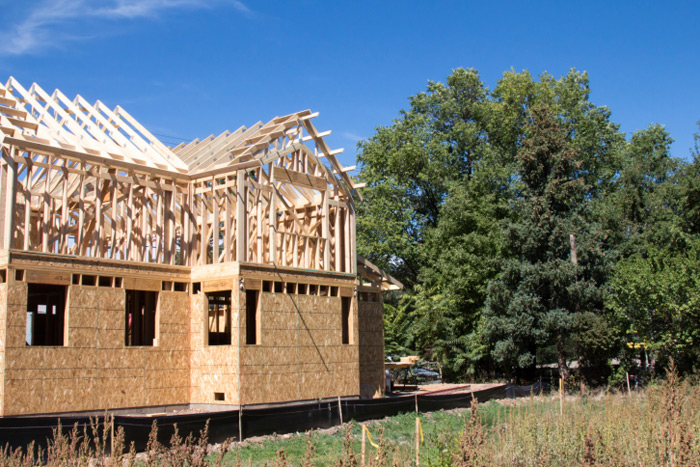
(357, 68, 625, 381)
(608, 243, 700, 373)
(483, 105, 608, 381)
(605, 123, 700, 374)
(356, 69, 490, 286)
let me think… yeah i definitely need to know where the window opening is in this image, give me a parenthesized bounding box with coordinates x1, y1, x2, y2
(262, 281, 272, 293)
(298, 283, 307, 295)
(286, 282, 296, 294)
(98, 276, 112, 287)
(246, 290, 260, 345)
(26, 284, 66, 346)
(81, 275, 96, 286)
(274, 281, 284, 293)
(309, 284, 318, 295)
(207, 291, 231, 345)
(125, 290, 158, 346)
(341, 296, 351, 345)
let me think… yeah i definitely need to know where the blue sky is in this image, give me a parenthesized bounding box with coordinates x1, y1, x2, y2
(1, 1, 698, 171)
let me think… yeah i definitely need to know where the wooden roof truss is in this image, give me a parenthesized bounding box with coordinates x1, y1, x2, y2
(0, 77, 370, 277)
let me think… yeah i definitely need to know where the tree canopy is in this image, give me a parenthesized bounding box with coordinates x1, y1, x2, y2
(357, 68, 700, 382)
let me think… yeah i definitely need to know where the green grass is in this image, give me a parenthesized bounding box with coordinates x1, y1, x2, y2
(217, 400, 551, 466)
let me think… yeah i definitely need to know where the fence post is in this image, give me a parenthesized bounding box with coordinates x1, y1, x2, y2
(361, 425, 366, 467)
(415, 418, 420, 467)
(239, 405, 243, 442)
(559, 377, 563, 416)
(338, 396, 343, 425)
(414, 393, 418, 413)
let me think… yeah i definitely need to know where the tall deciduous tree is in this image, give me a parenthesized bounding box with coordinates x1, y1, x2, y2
(356, 69, 489, 286)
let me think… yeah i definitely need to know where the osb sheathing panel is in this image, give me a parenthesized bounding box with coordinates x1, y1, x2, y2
(188, 291, 240, 406)
(0, 284, 7, 416)
(2, 285, 189, 416)
(358, 300, 385, 399)
(239, 291, 359, 405)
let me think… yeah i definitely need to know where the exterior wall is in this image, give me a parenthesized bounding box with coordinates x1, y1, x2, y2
(0, 258, 382, 415)
(188, 288, 240, 405)
(1, 268, 189, 416)
(0, 283, 6, 416)
(358, 290, 385, 399)
(238, 270, 359, 405)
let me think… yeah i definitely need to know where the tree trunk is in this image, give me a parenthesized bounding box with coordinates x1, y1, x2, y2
(570, 233, 586, 394)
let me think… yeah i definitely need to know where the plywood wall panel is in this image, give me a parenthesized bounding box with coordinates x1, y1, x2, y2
(6, 284, 27, 306)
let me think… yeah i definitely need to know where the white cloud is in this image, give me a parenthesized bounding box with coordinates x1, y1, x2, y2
(0, 0, 252, 56)
(342, 131, 365, 143)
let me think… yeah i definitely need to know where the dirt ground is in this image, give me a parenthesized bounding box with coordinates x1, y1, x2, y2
(390, 382, 503, 396)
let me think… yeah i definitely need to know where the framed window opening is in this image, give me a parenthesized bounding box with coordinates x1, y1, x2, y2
(26, 283, 66, 346)
(125, 290, 158, 346)
(341, 296, 352, 345)
(207, 291, 231, 345)
(246, 289, 260, 345)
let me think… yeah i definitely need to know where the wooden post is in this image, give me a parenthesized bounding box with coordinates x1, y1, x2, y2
(414, 393, 418, 413)
(337, 396, 343, 425)
(322, 190, 330, 270)
(415, 418, 420, 467)
(269, 166, 277, 264)
(238, 404, 243, 442)
(1, 154, 17, 250)
(361, 426, 366, 467)
(236, 170, 247, 262)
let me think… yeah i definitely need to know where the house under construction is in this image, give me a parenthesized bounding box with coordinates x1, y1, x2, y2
(0, 77, 400, 416)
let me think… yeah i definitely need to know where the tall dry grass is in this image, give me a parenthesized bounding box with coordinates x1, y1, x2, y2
(475, 363, 700, 466)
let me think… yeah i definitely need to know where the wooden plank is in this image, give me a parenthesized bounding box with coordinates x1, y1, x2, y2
(202, 278, 232, 293)
(212, 177, 219, 263)
(334, 205, 342, 272)
(25, 269, 71, 285)
(1, 152, 17, 249)
(274, 167, 327, 191)
(322, 190, 330, 270)
(23, 159, 33, 250)
(122, 277, 161, 291)
(268, 165, 277, 264)
(243, 278, 261, 290)
(236, 170, 247, 262)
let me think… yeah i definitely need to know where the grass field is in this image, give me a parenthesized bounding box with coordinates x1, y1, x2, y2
(220, 370, 700, 466)
(3, 368, 699, 466)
